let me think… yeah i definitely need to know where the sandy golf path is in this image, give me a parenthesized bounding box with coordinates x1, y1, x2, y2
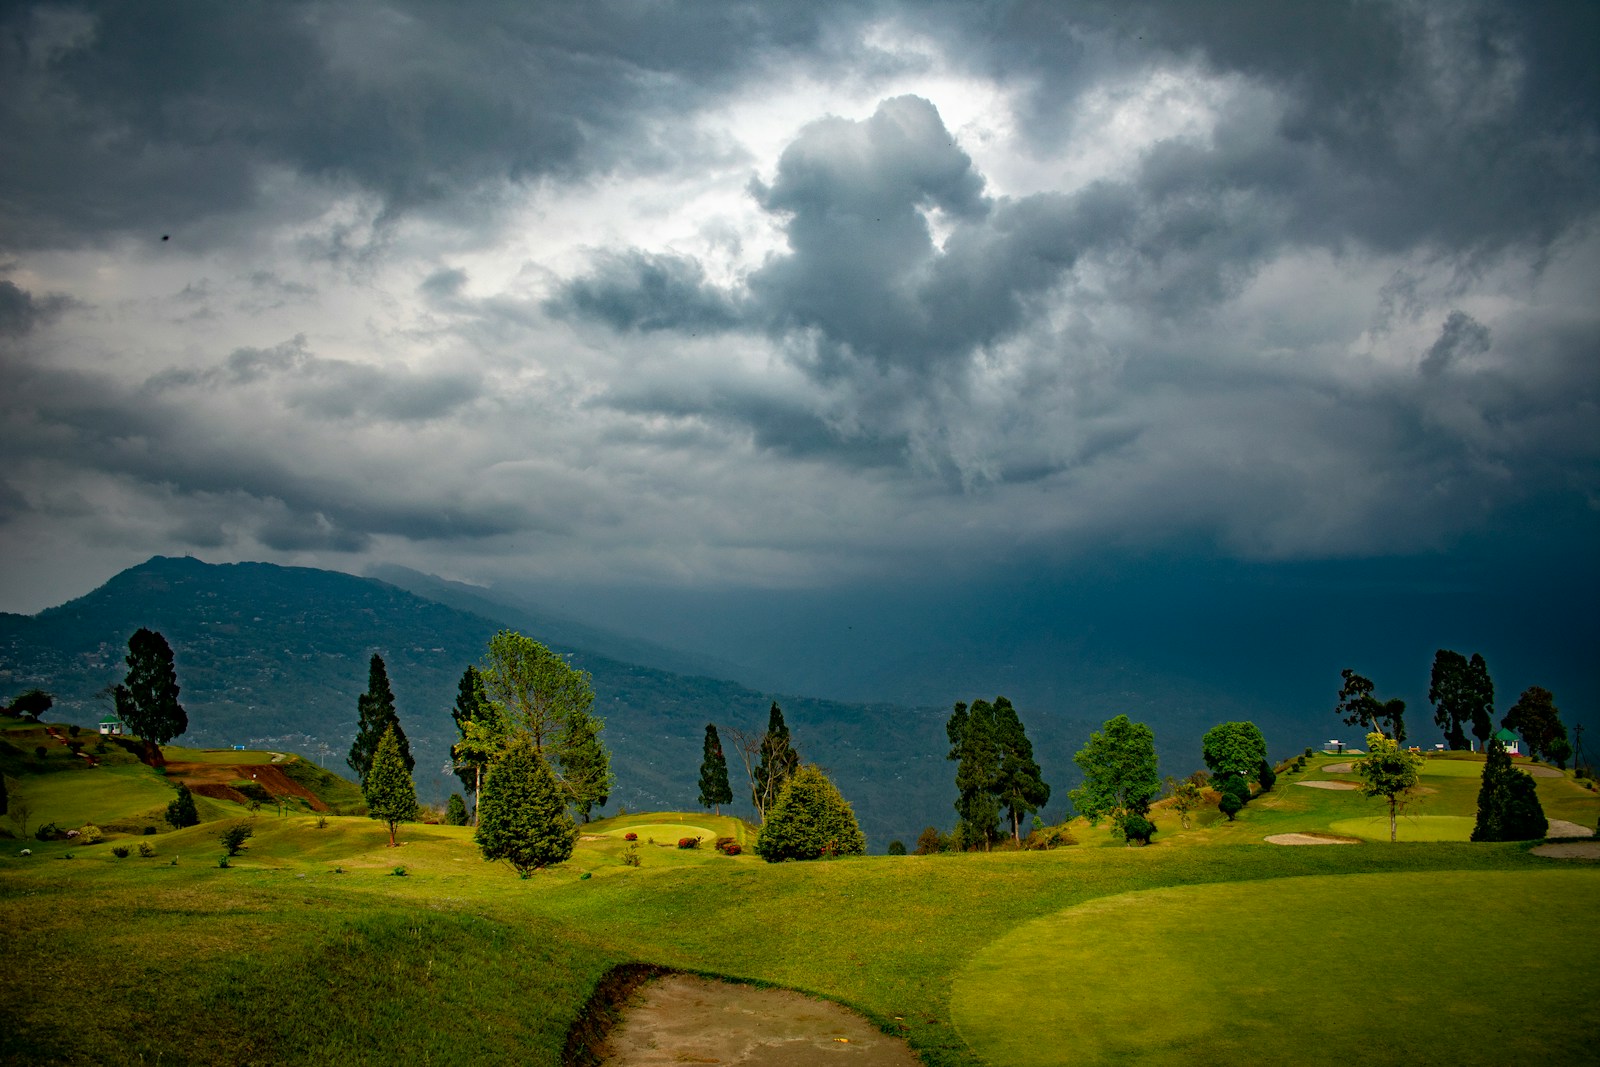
(597, 974, 919, 1066)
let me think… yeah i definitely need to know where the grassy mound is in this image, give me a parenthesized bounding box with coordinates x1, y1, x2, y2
(951, 870, 1597, 1066)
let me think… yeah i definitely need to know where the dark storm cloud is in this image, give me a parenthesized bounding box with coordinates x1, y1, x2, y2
(0, 0, 861, 249)
(549, 251, 743, 334)
(0, 280, 69, 336)
(1421, 311, 1492, 378)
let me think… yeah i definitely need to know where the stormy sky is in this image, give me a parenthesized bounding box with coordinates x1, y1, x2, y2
(2, 2, 1596, 732)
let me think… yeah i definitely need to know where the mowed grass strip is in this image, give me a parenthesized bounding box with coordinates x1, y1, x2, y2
(1328, 814, 1477, 842)
(951, 869, 1600, 1067)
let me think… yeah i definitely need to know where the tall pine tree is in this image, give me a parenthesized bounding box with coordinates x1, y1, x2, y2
(1471, 738, 1547, 841)
(364, 725, 418, 848)
(991, 696, 1050, 844)
(947, 699, 1001, 851)
(560, 709, 613, 822)
(449, 665, 493, 797)
(348, 654, 412, 784)
(752, 702, 799, 819)
(698, 723, 733, 815)
(121, 628, 188, 765)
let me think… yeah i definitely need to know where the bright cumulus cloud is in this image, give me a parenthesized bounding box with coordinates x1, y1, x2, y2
(0, 1, 1596, 614)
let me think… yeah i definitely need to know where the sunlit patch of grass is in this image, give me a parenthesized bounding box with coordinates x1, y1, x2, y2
(1328, 814, 1477, 841)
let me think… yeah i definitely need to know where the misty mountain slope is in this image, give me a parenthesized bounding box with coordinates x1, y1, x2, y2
(0, 556, 975, 847)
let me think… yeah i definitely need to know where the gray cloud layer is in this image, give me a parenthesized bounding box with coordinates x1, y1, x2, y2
(0, 1, 1595, 610)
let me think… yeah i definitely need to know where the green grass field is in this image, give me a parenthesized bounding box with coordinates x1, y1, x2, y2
(2, 734, 1598, 1065)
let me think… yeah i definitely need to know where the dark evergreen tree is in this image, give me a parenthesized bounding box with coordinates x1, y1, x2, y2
(475, 734, 577, 876)
(165, 782, 199, 829)
(347, 654, 412, 784)
(1218, 790, 1243, 821)
(947, 700, 1001, 850)
(990, 696, 1050, 843)
(363, 725, 418, 847)
(1428, 649, 1482, 750)
(121, 629, 188, 765)
(1502, 686, 1567, 763)
(752, 702, 799, 818)
(754, 765, 866, 862)
(559, 709, 613, 822)
(698, 723, 734, 814)
(1465, 653, 1495, 747)
(445, 793, 469, 826)
(886, 840, 907, 856)
(1472, 739, 1548, 841)
(1257, 760, 1277, 793)
(450, 665, 492, 796)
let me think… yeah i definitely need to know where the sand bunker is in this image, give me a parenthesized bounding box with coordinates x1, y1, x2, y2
(597, 974, 918, 1066)
(1544, 819, 1596, 839)
(1264, 833, 1362, 846)
(1532, 840, 1600, 859)
(1321, 762, 1354, 774)
(1519, 764, 1562, 778)
(1295, 780, 1360, 791)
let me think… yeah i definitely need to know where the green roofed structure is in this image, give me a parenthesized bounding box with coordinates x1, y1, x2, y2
(1493, 727, 1521, 756)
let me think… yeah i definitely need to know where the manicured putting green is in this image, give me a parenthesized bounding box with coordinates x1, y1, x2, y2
(1417, 759, 1487, 778)
(952, 870, 1598, 1066)
(1328, 815, 1476, 841)
(607, 823, 717, 842)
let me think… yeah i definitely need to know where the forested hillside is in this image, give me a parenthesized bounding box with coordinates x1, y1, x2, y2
(0, 556, 981, 847)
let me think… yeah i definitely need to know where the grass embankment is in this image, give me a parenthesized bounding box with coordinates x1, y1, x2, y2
(2, 737, 1598, 1065)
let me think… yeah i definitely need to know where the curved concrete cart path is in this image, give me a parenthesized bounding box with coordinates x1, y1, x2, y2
(598, 974, 919, 1066)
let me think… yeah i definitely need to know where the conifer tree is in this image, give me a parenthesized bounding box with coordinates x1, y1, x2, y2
(348, 654, 412, 784)
(475, 733, 577, 876)
(165, 781, 199, 829)
(445, 793, 469, 826)
(449, 665, 494, 796)
(560, 709, 613, 822)
(363, 725, 418, 847)
(947, 699, 1001, 850)
(990, 696, 1050, 844)
(754, 765, 866, 862)
(698, 723, 734, 815)
(121, 629, 188, 765)
(1472, 738, 1548, 841)
(752, 702, 799, 819)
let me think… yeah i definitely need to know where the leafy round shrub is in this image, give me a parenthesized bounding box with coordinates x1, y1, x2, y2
(721, 842, 742, 856)
(138, 842, 156, 858)
(1219, 792, 1244, 821)
(76, 824, 104, 845)
(623, 832, 637, 841)
(112, 845, 130, 858)
(677, 836, 700, 849)
(1120, 813, 1156, 845)
(886, 840, 907, 856)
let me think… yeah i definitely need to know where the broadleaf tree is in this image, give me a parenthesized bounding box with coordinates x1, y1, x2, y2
(347, 653, 412, 784)
(1201, 721, 1268, 791)
(363, 725, 418, 848)
(1428, 649, 1494, 750)
(1335, 669, 1405, 743)
(697, 723, 733, 815)
(989, 696, 1050, 844)
(1069, 714, 1160, 839)
(1355, 732, 1424, 843)
(1501, 686, 1567, 764)
(121, 628, 188, 765)
(474, 733, 577, 877)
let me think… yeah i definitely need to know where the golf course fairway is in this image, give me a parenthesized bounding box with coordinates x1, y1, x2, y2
(951, 868, 1597, 1066)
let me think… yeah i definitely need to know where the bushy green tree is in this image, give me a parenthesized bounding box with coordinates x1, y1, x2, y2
(1166, 776, 1203, 829)
(363, 726, 418, 847)
(560, 709, 613, 821)
(1201, 721, 1268, 785)
(1257, 760, 1277, 793)
(697, 723, 733, 815)
(219, 822, 253, 856)
(1356, 732, 1424, 842)
(1218, 791, 1243, 821)
(1472, 739, 1548, 842)
(914, 826, 950, 855)
(475, 734, 577, 877)
(947, 700, 1001, 850)
(1502, 686, 1567, 764)
(121, 629, 188, 764)
(1069, 715, 1160, 833)
(165, 782, 199, 829)
(752, 702, 800, 819)
(6, 689, 52, 722)
(445, 793, 469, 826)
(754, 765, 866, 862)
(1429, 650, 1494, 750)
(991, 696, 1050, 844)
(886, 840, 907, 856)
(347, 654, 412, 783)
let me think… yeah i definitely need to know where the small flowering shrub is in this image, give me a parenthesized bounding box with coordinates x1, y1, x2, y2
(676, 836, 701, 849)
(714, 836, 736, 852)
(720, 842, 742, 856)
(623, 832, 637, 842)
(76, 825, 104, 845)
(19, 849, 31, 857)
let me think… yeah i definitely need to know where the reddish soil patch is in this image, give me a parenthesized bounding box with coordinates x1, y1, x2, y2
(167, 761, 328, 812)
